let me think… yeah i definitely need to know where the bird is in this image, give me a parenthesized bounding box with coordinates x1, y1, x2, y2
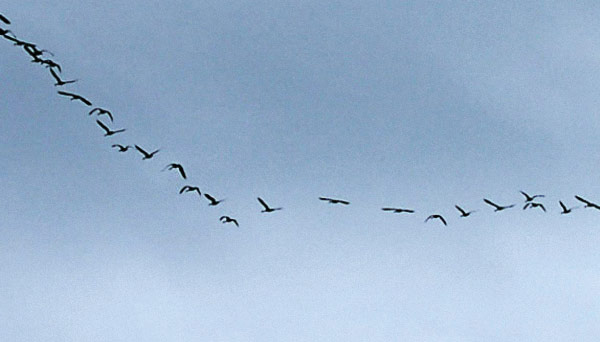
(111, 144, 132, 152)
(204, 193, 224, 206)
(179, 186, 201, 196)
(134, 145, 160, 160)
(319, 197, 350, 205)
(520, 191, 545, 202)
(483, 198, 515, 212)
(23, 43, 53, 59)
(0, 13, 11, 25)
(425, 214, 447, 226)
(33, 58, 61, 72)
(220, 216, 239, 227)
(0, 28, 15, 38)
(559, 201, 577, 215)
(57, 91, 92, 106)
(96, 120, 126, 136)
(381, 207, 415, 214)
(455, 205, 476, 217)
(49, 68, 76, 86)
(88, 107, 113, 121)
(574, 195, 600, 210)
(523, 202, 546, 212)
(162, 163, 186, 179)
(257, 197, 282, 213)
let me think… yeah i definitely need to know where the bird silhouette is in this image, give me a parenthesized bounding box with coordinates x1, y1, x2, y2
(162, 163, 186, 179)
(425, 214, 447, 226)
(220, 216, 239, 227)
(111, 144, 132, 152)
(49, 68, 76, 86)
(23, 43, 54, 59)
(204, 193, 224, 206)
(96, 120, 126, 136)
(381, 207, 415, 214)
(134, 145, 160, 160)
(523, 202, 546, 212)
(319, 197, 350, 205)
(0, 13, 11, 25)
(559, 201, 577, 215)
(455, 205, 476, 217)
(574, 195, 600, 210)
(57, 91, 92, 106)
(520, 191, 545, 202)
(179, 186, 201, 196)
(33, 58, 61, 72)
(258, 197, 282, 213)
(483, 198, 515, 212)
(89, 107, 113, 121)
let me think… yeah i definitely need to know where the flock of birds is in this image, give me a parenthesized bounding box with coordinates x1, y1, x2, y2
(2, 13, 599, 228)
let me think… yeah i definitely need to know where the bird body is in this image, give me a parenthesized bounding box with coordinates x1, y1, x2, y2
(57, 91, 91, 106)
(319, 197, 350, 205)
(425, 214, 447, 226)
(381, 207, 414, 214)
(483, 198, 515, 212)
(134, 145, 160, 160)
(96, 120, 126, 136)
(258, 197, 282, 213)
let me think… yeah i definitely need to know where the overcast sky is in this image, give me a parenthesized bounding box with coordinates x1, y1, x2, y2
(2, 1, 600, 341)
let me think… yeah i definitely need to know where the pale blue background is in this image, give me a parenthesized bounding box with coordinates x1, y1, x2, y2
(1, 1, 600, 341)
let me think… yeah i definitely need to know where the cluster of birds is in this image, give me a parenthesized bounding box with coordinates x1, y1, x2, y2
(2, 13, 600, 228)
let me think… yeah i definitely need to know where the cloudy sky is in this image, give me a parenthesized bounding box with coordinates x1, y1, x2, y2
(2, 1, 600, 341)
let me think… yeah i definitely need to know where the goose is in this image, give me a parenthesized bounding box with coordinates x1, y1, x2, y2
(179, 186, 201, 196)
(134, 145, 160, 160)
(220, 216, 239, 227)
(162, 163, 186, 179)
(381, 207, 414, 214)
(574, 195, 600, 210)
(57, 91, 92, 106)
(89, 107, 113, 122)
(96, 120, 126, 136)
(257, 197, 282, 213)
(520, 191, 545, 202)
(483, 198, 515, 212)
(425, 214, 447, 226)
(559, 201, 577, 215)
(204, 193, 224, 206)
(49, 68, 76, 86)
(111, 144, 132, 152)
(455, 205, 476, 217)
(319, 197, 350, 205)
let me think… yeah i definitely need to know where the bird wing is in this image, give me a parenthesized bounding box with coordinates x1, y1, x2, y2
(540, 204, 546, 212)
(112, 129, 126, 134)
(425, 215, 433, 222)
(257, 197, 270, 210)
(179, 186, 189, 194)
(205, 193, 216, 203)
(381, 208, 396, 211)
(338, 200, 350, 205)
(111, 144, 122, 149)
(78, 96, 92, 106)
(559, 201, 567, 211)
(0, 14, 11, 25)
(319, 197, 332, 202)
(49, 67, 61, 83)
(57, 90, 74, 98)
(135, 145, 149, 157)
(455, 205, 466, 215)
(219, 216, 227, 221)
(105, 111, 114, 122)
(483, 199, 500, 209)
(520, 191, 530, 200)
(232, 219, 239, 227)
(404, 209, 415, 213)
(439, 216, 447, 225)
(575, 195, 591, 205)
(89, 108, 100, 115)
(177, 166, 186, 179)
(523, 203, 531, 210)
(96, 120, 110, 133)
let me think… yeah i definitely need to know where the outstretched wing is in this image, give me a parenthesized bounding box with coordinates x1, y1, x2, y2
(439, 216, 447, 226)
(575, 195, 591, 205)
(0, 14, 11, 25)
(135, 145, 149, 157)
(78, 96, 92, 106)
(96, 120, 110, 133)
(257, 197, 270, 210)
(177, 165, 186, 179)
(455, 205, 466, 215)
(57, 90, 74, 97)
(483, 199, 500, 209)
(49, 67, 61, 83)
(381, 208, 396, 211)
(204, 193, 216, 203)
(559, 201, 567, 211)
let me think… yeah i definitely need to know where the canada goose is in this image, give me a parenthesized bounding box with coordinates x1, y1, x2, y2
(49, 68, 76, 86)
(179, 186, 201, 196)
(319, 197, 350, 205)
(134, 145, 160, 160)
(57, 91, 92, 106)
(96, 120, 126, 136)
(574, 195, 600, 210)
(483, 198, 515, 212)
(89, 107, 113, 122)
(520, 191, 545, 202)
(111, 144, 132, 152)
(559, 201, 577, 215)
(220, 216, 239, 227)
(381, 207, 415, 214)
(204, 193, 224, 206)
(455, 205, 476, 217)
(162, 163, 186, 179)
(523, 202, 546, 212)
(425, 214, 447, 226)
(257, 197, 282, 213)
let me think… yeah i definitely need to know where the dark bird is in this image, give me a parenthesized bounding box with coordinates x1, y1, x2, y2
(111, 144, 132, 152)
(34, 58, 61, 72)
(89, 107, 113, 122)
(520, 191, 545, 202)
(381, 207, 415, 214)
(455, 205, 476, 217)
(574, 195, 600, 210)
(179, 185, 201, 196)
(319, 197, 350, 205)
(257, 197, 282, 213)
(134, 145, 160, 160)
(57, 91, 92, 106)
(523, 202, 546, 212)
(0, 13, 11, 25)
(559, 201, 577, 215)
(96, 120, 126, 136)
(204, 193, 224, 206)
(425, 214, 447, 226)
(483, 198, 515, 212)
(49, 68, 76, 86)
(220, 216, 239, 227)
(162, 163, 186, 179)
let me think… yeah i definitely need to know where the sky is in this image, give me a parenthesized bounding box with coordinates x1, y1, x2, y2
(2, 1, 600, 341)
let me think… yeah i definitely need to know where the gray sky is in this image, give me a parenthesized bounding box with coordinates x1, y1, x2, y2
(2, 1, 600, 341)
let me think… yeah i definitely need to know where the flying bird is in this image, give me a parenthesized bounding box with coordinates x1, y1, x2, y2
(220, 216, 239, 227)
(204, 193, 224, 206)
(520, 191, 545, 202)
(574, 195, 600, 210)
(319, 197, 350, 205)
(257, 197, 282, 213)
(49, 68, 76, 86)
(134, 145, 160, 160)
(163, 163, 186, 179)
(559, 201, 577, 215)
(0, 29, 15, 38)
(34, 58, 61, 72)
(455, 205, 476, 217)
(23, 43, 54, 59)
(0, 13, 11, 25)
(89, 107, 113, 121)
(523, 202, 546, 212)
(96, 120, 126, 136)
(425, 214, 447, 226)
(57, 91, 92, 106)
(381, 207, 415, 214)
(483, 198, 515, 212)
(111, 144, 132, 152)
(179, 186, 201, 196)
